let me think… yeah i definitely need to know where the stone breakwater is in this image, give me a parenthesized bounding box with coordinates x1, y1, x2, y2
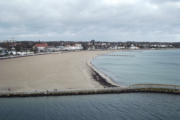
(0, 86, 180, 98)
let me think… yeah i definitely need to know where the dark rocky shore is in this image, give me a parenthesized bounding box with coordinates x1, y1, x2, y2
(90, 67, 117, 88)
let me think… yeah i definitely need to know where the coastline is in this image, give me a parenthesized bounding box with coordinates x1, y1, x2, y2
(0, 50, 180, 97)
(0, 50, 117, 93)
(87, 54, 122, 88)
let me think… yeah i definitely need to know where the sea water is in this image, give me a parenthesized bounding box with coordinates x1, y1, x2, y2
(92, 49, 180, 86)
(0, 93, 180, 120)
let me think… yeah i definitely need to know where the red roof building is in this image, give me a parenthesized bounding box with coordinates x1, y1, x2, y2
(34, 43, 48, 48)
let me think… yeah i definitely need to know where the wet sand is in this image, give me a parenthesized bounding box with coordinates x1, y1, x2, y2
(0, 51, 111, 92)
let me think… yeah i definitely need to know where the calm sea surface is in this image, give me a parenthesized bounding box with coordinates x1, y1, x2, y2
(1, 49, 180, 120)
(92, 49, 180, 86)
(0, 93, 180, 120)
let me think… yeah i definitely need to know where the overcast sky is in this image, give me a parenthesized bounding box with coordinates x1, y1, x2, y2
(0, 0, 180, 42)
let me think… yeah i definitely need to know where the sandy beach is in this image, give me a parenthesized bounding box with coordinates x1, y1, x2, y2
(0, 51, 113, 92)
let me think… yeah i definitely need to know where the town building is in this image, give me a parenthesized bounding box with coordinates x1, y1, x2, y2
(0, 47, 7, 56)
(33, 43, 48, 52)
(8, 47, 17, 55)
(64, 44, 83, 51)
(129, 44, 139, 49)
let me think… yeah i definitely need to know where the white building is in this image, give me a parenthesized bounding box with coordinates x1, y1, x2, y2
(33, 43, 48, 52)
(56, 46, 65, 51)
(130, 44, 139, 50)
(0, 47, 3, 51)
(8, 47, 17, 55)
(64, 44, 83, 51)
(0, 47, 7, 56)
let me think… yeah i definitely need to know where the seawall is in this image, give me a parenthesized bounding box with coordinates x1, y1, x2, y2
(87, 53, 121, 88)
(0, 87, 180, 98)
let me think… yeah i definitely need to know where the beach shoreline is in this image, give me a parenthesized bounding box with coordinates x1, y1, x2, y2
(1, 49, 180, 97)
(0, 50, 120, 93)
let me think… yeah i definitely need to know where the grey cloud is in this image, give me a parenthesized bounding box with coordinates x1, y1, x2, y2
(0, 0, 180, 42)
